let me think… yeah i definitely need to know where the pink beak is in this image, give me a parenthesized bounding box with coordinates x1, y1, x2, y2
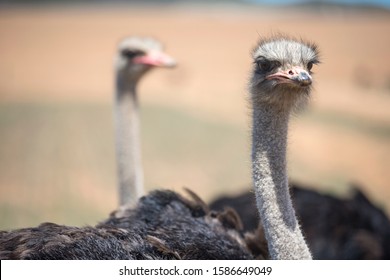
(133, 51, 176, 68)
(266, 66, 312, 87)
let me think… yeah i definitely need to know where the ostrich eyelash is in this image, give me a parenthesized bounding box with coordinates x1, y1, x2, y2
(307, 59, 320, 72)
(255, 57, 281, 73)
(121, 49, 145, 59)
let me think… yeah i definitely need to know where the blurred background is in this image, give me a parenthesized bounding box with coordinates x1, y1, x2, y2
(0, 0, 389, 229)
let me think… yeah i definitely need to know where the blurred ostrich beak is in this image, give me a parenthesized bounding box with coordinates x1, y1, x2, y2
(133, 51, 176, 68)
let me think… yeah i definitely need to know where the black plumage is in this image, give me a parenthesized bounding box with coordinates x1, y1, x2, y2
(0, 190, 266, 260)
(210, 183, 390, 260)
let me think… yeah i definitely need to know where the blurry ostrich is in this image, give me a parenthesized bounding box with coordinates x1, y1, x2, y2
(114, 37, 175, 208)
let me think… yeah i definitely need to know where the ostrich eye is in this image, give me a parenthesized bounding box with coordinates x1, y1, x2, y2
(256, 58, 273, 72)
(121, 49, 144, 59)
(307, 61, 313, 71)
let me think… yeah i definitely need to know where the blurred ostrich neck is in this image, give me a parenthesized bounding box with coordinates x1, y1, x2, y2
(115, 71, 144, 207)
(251, 104, 312, 259)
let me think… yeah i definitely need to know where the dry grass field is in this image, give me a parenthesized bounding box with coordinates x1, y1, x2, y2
(0, 4, 389, 229)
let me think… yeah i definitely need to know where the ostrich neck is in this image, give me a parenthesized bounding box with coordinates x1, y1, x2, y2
(115, 74, 144, 207)
(251, 105, 311, 259)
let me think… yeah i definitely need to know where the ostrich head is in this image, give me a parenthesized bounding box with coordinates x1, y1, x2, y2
(115, 36, 176, 84)
(249, 35, 320, 112)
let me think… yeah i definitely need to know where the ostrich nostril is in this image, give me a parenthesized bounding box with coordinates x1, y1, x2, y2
(288, 70, 294, 75)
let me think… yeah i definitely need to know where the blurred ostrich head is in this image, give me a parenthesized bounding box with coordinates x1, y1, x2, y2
(115, 36, 176, 83)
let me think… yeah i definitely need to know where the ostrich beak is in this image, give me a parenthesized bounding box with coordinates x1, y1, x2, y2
(133, 51, 177, 68)
(266, 67, 312, 87)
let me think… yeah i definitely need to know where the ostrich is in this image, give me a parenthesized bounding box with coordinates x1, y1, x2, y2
(248, 35, 319, 259)
(211, 37, 390, 259)
(0, 35, 317, 260)
(114, 37, 176, 208)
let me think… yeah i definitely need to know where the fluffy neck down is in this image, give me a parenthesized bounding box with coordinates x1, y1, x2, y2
(251, 105, 312, 259)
